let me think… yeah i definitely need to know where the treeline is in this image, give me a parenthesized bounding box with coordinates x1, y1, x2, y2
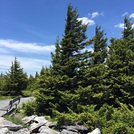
(0, 5, 134, 133)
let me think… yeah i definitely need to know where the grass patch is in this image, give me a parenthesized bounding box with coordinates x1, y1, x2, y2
(0, 96, 13, 100)
(4, 114, 23, 125)
(3, 108, 26, 126)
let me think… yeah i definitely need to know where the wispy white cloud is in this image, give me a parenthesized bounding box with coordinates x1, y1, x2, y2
(129, 13, 134, 18)
(77, 17, 95, 25)
(88, 11, 104, 19)
(20, 57, 51, 69)
(122, 12, 128, 17)
(0, 39, 55, 54)
(91, 12, 99, 19)
(114, 23, 124, 29)
(78, 11, 103, 26)
(0, 54, 51, 75)
(115, 12, 134, 30)
(0, 39, 54, 75)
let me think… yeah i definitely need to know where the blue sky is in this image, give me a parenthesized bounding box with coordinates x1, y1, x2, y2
(0, 0, 134, 76)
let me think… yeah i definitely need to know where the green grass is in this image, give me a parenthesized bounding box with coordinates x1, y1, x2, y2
(4, 115, 23, 125)
(3, 109, 26, 125)
(0, 96, 13, 100)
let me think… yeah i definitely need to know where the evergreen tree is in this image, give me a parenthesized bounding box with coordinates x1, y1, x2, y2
(122, 16, 134, 40)
(35, 4, 88, 115)
(52, 4, 88, 111)
(0, 73, 7, 95)
(92, 25, 108, 65)
(52, 4, 88, 78)
(105, 17, 134, 105)
(5, 57, 28, 96)
(40, 66, 46, 76)
(51, 37, 61, 75)
(77, 26, 108, 109)
(35, 71, 39, 78)
(52, 4, 88, 89)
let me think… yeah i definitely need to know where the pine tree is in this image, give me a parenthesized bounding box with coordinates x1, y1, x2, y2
(52, 4, 88, 110)
(92, 25, 108, 65)
(52, 4, 88, 89)
(105, 17, 134, 106)
(122, 16, 134, 40)
(51, 37, 61, 75)
(0, 73, 7, 95)
(5, 57, 28, 96)
(78, 26, 108, 108)
(35, 4, 88, 115)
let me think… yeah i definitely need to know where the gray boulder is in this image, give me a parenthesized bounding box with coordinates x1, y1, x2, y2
(29, 122, 46, 133)
(22, 115, 37, 124)
(0, 117, 23, 131)
(33, 116, 48, 124)
(13, 128, 30, 134)
(60, 125, 88, 134)
(61, 129, 78, 134)
(0, 127, 9, 134)
(39, 126, 60, 134)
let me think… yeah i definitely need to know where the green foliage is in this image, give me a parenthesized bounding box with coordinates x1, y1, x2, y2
(5, 57, 28, 96)
(100, 103, 134, 134)
(105, 34, 134, 105)
(55, 110, 78, 126)
(22, 100, 36, 116)
(55, 103, 134, 133)
(91, 25, 108, 65)
(22, 74, 37, 97)
(0, 73, 7, 95)
(0, 95, 13, 100)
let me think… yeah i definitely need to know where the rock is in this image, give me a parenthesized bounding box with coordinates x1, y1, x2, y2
(61, 129, 78, 134)
(29, 122, 46, 133)
(7, 125, 23, 131)
(33, 116, 48, 124)
(0, 117, 23, 131)
(39, 126, 60, 134)
(60, 125, 88, 134)
(88, 128, 101, 134)
(22, 115, 37, 124)
(63, 126, 78, 132)
(13, 128, 30, 134)
(46, 121, 57, 128)
(0, 127, 9, 134)
(74, 125, 88, 131)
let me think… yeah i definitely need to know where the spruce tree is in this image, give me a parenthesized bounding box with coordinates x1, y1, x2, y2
(122, 16, 134, 40)
(57, 4, 88, 78)
(78, 26, 108, 108)
(0, 73, 7, 95)
(35, 4, 88, 114)
(52, 4, 88, 111)
(92, 25, 108, 65)
(105, 17, 134, 106)
(51, 37, 61, 75)
(5, 57, 28, 96)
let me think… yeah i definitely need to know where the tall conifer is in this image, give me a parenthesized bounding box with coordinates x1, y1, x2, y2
(5, 57, 27, 95)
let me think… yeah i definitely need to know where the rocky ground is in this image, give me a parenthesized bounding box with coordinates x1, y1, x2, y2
(0, 115, 101, 134)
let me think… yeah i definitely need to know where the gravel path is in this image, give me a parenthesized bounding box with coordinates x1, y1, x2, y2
(0, 97, 34, 116)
